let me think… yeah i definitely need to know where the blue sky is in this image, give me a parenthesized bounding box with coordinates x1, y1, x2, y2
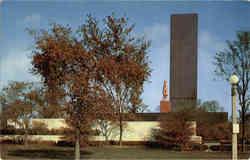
(0, 1, 250, 115)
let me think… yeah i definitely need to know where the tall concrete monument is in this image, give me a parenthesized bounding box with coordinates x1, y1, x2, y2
(170, 13, 198, 111)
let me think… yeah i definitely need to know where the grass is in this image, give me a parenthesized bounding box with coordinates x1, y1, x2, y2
(1, 144, 250, 159)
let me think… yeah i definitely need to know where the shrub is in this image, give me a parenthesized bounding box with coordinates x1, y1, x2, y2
(219, 144, 232, 151)
(154, 107, 196, 151)
(0, 127, 73, 135)
(210, 145, 220, 151)
(197, 122, 231, 141)
(145, 141, 166, 149)
(192, 144, 208, 151)
(0, 137, 25, 145)
(87, 141, 107, 147)
(1, 139, 14, 144)
(56, 140, 74, 147)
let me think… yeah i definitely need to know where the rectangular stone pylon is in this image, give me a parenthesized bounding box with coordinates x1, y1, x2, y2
(170, 13, 198, 111)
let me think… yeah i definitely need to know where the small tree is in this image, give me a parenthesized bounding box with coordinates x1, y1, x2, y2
(28, 14, 151, 160)
(80, 14, 152, 146)
(28, 21, 106, 159)
(96, 120, 120, 143)
(214, 31, 250, 151)
(0, 81, 40, 145)
(155, 108, 195, 151)
(197, 119, 231, 141)
(94, 96, 121, 144)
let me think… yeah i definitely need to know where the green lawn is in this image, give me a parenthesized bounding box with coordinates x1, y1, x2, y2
(1, 144, 250, 159)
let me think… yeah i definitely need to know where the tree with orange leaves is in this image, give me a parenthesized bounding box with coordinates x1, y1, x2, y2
(28, 13, 151, 159)
(28, 22, 103, 160)
(79, 14, 152, 146)
(0, 81, 42, 146)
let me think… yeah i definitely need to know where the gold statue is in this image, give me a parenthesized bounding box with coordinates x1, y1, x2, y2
(163, 80, 168, 99)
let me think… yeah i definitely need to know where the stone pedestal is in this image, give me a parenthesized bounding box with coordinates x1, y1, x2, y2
(187, 121, 202, 144)
(187, 121, 197, 136)
(160, 99, 171, 113)
(190, 135, 202, 144)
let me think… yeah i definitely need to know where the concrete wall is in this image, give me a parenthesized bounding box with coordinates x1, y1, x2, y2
(101, 121, 159, 141)
(32, 119, 160, 141)
(4, 119, 201, 143)
(5, 119, 160, 141)
(31, 119, 68, 130)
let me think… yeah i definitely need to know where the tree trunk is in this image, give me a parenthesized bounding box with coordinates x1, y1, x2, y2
(75, 127, 80, 160)
(24, 124, 28, 146)
(24, 131, 28, 146)
(119, 118, 123, 146)
(105, 136, 108, 145)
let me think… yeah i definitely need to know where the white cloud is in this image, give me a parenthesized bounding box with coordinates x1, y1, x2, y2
(199, 31, 226, 51)
(198, 31, 226, 77)
(199, 31, 212, 47)
(0, 49, 40, 89)
(23, 13, 41, 27)
(143, 23, 170, 75)
(142, 23, 170, 111)
(142, 44, 170, 112)
(197, 31, 229, 112)
(144, 23, 169, 44)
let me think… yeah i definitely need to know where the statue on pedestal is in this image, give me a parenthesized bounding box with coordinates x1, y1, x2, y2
(163, 80, 168, 99)
(160, 80, 171, 113)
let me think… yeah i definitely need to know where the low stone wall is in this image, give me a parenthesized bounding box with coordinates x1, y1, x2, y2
(4, 119, 201, 143)
(32, 119, 68, 130)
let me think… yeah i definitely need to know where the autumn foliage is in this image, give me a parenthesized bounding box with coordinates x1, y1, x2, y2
(154, 108, 195, 151)
(76, 14, 152, 146)
(193, 108, 230, 141)
(197, 122, 231, 141)
(27, 13, 151, 159)
(0, 81, 43, 145)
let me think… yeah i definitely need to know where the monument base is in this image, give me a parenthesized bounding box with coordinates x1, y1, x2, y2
(160, 99, 171, 113)
(187, 121, 202, 144)
(190, 135, 202, 144)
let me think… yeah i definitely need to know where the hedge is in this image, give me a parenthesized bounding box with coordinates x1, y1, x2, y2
(0, 128, 72, 135)
(0, 127, 100, 136)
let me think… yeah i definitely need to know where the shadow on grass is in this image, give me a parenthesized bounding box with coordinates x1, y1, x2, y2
(8, 149, 93, 159)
